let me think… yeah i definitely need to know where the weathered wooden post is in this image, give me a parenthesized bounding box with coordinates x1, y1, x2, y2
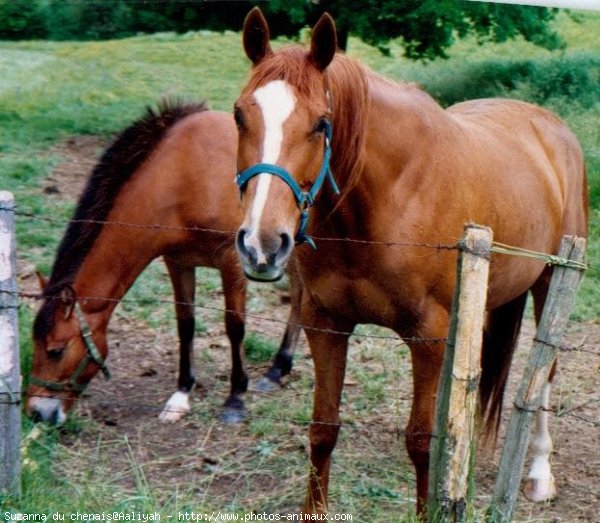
(0, 191, 21, 497)
(428, 224, 492, 522)
(488, 235, 586, 522)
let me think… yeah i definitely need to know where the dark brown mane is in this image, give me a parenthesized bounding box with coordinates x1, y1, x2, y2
(34, 99, 208, 338)
(244, 48, 369, 196)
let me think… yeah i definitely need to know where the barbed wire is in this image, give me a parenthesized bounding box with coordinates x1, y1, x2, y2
(5, 206, 461, 251)
(3, 288, 446, 343)
(4, 204, 598, 270)
(5, 287, 599, 356)
(1, 205, 598, 431)
(1, 388, 598, 430)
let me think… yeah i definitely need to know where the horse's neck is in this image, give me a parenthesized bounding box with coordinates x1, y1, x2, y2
(71, 217, 158, 323)
(369, 75, 448, 158)
(320, 76, 453, 236)
(363, 77, 451, 186)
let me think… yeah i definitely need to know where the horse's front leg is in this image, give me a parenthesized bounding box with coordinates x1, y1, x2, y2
(404, 303, 448, 516)
(302, 304, 353, 515)
(219, 258, 248, 424)
(160, 259, 196, 422)
(257, 258, 303, 391)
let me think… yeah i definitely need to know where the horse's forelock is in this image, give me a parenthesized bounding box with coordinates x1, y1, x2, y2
(244, 47, 324, 100)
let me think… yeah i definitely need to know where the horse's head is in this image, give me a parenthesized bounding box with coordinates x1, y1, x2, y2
(234, 8, 338, 281)
(27, 276, 110, 424)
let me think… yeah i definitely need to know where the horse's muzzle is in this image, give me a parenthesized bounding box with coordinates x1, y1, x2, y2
(27, 396, 67, 425)
(235, 228, 292, 282)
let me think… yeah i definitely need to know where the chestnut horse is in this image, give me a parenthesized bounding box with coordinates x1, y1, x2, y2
(26, 101, 302, 425)
(233, 9, 588, 515)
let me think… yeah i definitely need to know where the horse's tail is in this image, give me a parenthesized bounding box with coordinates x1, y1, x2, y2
(479, 292, 528, 443)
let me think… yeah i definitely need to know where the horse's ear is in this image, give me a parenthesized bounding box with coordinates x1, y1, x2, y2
(309, 12, 337, 71)
(36, 271, 49, 290)
(243, 7, 272, 65)
(58, 285, 76, 320)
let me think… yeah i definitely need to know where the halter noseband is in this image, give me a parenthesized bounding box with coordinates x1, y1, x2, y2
(236, 119, 339, 249)
(30, 301, 111, 394)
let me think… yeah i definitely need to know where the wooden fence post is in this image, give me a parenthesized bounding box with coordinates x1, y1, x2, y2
(428, 224, 492, 522)
(488, 235, 586, 522)
(0, 191, 21, 497)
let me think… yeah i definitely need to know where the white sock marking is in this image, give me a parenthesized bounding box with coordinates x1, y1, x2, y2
(525, 382, 556, 501)
(245, 81, 296, 252)
(159, 390, 190, 422)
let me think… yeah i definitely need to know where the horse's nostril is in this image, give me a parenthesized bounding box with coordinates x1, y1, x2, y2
(236, 228, 248, 255)
(31, 409, 43, 423)
(276, 232, 293, 263)
(49, 409, 61, 426)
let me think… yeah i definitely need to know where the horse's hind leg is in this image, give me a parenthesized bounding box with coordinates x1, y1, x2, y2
(219, 258, 249, 424)
(524, 270, 557, 502)
(159, 259, 196, 422)
(257, 258, 303, 392)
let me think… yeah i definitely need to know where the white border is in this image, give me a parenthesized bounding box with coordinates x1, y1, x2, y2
(468, 0, 600, 10)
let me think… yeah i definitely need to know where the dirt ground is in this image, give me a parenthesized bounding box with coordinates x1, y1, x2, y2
(18, 136, 600, 521)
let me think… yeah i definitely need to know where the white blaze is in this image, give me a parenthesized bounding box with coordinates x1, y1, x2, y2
(246, 80, 296, 252)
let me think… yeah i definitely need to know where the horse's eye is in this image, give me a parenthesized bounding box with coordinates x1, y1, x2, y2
(234, 107, 244, 129)
(313, 118, 328, 135)
(47, 346, 65, 360)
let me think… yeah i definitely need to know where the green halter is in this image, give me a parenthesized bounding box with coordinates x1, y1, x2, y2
(30, 301, 111, 394)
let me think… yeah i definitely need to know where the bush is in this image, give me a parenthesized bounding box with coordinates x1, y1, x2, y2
(428, 53, 600, 108)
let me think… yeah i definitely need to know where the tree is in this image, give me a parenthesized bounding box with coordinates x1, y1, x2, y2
(0, 0, 45, 40)
(0, 0, 562, 61)
(268, 0, 562, 59)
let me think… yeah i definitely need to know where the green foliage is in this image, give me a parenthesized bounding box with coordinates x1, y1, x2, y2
(421, 53, 600, 108)
(0, 0, 560, 61)
(313, 0, 561, 59)
(0, 0, 45, 39)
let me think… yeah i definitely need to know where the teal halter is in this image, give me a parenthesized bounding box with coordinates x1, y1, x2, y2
(30, 301, 111, 394)
(236, 120, 339, 249)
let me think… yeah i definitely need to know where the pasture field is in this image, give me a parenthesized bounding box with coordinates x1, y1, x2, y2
(1, 10, 599, 522)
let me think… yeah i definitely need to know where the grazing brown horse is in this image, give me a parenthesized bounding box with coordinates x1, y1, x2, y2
(26, 101, 302, 425)
(233, 9, 588, 515)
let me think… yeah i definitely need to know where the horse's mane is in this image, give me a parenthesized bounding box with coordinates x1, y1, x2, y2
(34, 99, 208, 338)
(243, 48, 370, 197)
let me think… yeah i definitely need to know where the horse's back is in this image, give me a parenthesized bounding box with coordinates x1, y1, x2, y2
(447, 98, 587, 238)
(104, 109, 240, 266)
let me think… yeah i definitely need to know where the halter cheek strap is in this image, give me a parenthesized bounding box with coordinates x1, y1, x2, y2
(30, 301, 111, 394)
(236, 120, 339, 249)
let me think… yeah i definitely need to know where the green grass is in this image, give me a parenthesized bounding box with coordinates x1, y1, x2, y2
(244, 333, 277, 363)
(2, 9, 600, 522)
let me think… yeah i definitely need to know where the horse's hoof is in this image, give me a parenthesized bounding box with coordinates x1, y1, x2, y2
(158, 391, 190, 423)
(219, 407, 247, 424)
(254, 375, 281, 393)
(523, 475, 556, 502)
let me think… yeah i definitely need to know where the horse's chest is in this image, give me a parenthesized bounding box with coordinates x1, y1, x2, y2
(306, 273, 407, 327)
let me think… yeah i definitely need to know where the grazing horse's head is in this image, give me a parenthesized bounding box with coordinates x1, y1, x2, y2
(234, 8, 338, 282)
(27, 277, 109, 424)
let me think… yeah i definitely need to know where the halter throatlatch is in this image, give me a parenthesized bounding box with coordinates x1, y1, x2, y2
(30, 301, 111, 394)
(236, 120, 339, 249)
